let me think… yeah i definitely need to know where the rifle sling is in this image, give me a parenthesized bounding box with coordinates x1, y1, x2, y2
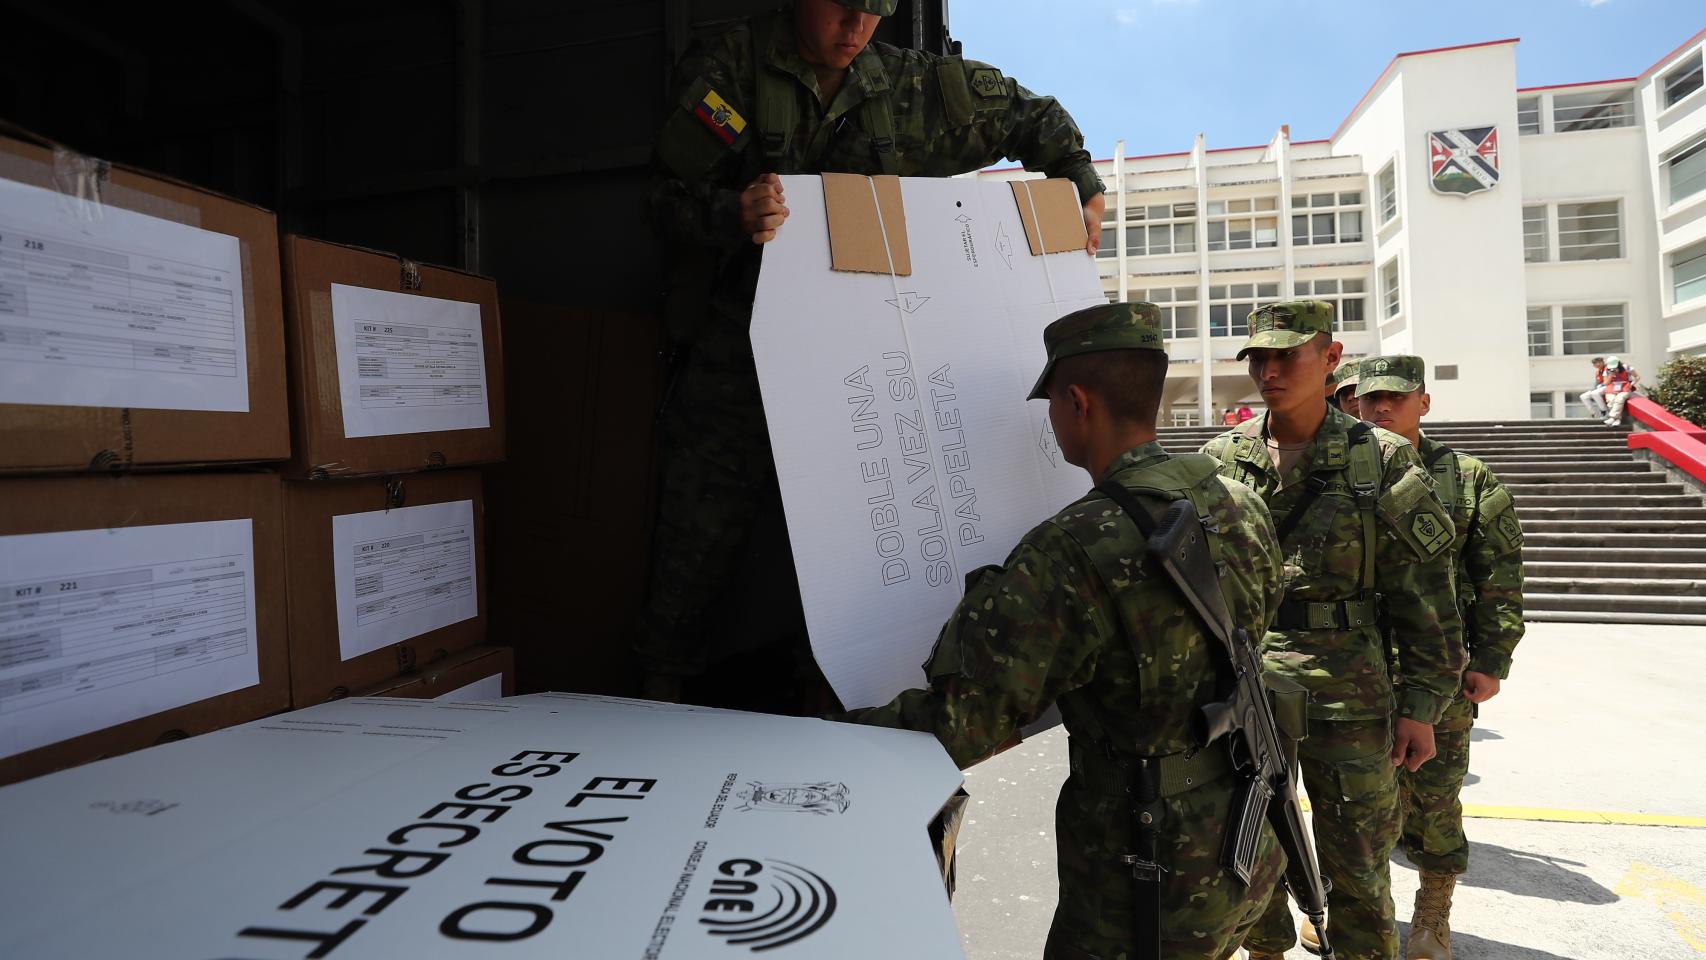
(1089, 480, 1166, 960)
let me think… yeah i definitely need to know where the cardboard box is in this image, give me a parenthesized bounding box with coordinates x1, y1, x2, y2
(356, 644, 513, 700)
(751, 175, 1104, 710)
(0, 471, 290, 785)
(0, 694, 966, 958)
(0, 129, 289, 473)
(282, 469, 487, 704)
(281, 235, 507, 477)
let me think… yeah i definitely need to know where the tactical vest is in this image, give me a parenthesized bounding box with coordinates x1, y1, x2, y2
(1060, 454, 1239, 801)
(1223, 420, 1383, 632)
(751, 21, 900, 176)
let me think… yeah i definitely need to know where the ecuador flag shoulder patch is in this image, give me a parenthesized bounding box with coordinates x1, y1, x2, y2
(694, 89, 746, 145)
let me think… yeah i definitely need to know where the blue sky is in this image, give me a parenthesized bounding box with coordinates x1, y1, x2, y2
(951, 0, 1704, 159)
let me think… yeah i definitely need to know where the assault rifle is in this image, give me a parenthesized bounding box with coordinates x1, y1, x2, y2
(1096, 486, 1335, 960)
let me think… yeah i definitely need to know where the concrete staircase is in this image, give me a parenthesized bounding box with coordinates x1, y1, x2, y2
(1157, 418, 1706, 626)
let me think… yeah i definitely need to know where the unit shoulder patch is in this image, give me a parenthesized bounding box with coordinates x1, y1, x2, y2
(968, 67, 1005, 98)
(1411, 511, 1452, 557)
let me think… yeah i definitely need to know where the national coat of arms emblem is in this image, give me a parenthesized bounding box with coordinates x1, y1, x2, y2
(1427, 127, 1499, 196)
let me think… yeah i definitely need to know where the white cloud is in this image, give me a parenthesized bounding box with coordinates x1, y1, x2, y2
(1582, 0, 1614, 7)
(1114, 7, 1139, 24)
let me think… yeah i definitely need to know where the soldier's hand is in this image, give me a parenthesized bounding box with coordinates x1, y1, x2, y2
(1390, 717, 1437, 772)
(740, 173, 789, 243)
(1081, 191, 1105, 256)
(1462, 671, 1501, 703)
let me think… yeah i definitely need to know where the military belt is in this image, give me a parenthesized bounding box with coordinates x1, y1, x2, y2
(1069, 737, 1235, 799)
(1274, 596, 1379, 631)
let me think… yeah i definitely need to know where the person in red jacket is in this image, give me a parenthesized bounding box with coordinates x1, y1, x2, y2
(1600, 356, 1640, 426)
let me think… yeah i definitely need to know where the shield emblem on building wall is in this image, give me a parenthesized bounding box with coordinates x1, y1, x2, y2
(1427, 126, 1500, 196)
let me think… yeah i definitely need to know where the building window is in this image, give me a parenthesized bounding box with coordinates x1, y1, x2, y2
(1517, 96, 1542, 135)
(1669, 136, 1706, 206)
(1293, 278, 1368, 332)
(1674, 240, 1706, 305)
(1552, 88, 1636, 132)
(1664, 52, 1704, 108)
(1523, 205, 1549, 263)
(1376, 163, 1397, 225)
(1098, 221, 1118, 259)
(1529, 391, 1555, 419)
(1133, 286, 1200, 339)
(1208, 282, 1279, 338)
(1290, 191, 1365, 246)
(1380, 259, 1400, 319)
(1556, 201, 1622, 260)
(1099, 202, 1198, 259)
(1560, 303, 1627, 355)
(1526, 306, 1553, 356)
(1562, 393, 1590, 418)
(1134, 202, 1198, 257)
(1171, 406, 1202, 427)
(1206, 197, 1278, 251)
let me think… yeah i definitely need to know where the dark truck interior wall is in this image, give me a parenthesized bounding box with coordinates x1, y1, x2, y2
(0, 0, 952, 696)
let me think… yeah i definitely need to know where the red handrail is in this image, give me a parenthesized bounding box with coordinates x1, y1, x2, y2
(1626, 397, 1706, 485)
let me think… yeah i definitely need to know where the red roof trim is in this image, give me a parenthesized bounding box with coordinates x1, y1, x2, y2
(1516, 77, 1637, 93)
(1638, 26, 1706, 80)
(1329, 38, 1520, 142)
(1120, 149, 1191, 162)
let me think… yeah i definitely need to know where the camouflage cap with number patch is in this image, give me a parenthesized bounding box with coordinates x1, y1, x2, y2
(1331, 358, 1364, 392)
(1355, 355, 1427, 397)
(835, 0, 898, 15)
(1027, 302, 1165, 400)
(1236, 299, 1336, 360)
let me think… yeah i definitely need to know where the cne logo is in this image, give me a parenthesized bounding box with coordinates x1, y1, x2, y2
(701, 858, 838, 952)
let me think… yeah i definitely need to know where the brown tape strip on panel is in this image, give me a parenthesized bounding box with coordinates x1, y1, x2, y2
(1010, 179, 1088, 256)
(822, 173, 911, 276)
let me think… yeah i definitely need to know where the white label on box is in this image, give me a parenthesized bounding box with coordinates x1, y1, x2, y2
(433, 670, 503, 701)
(752, 176, 1105, 710)
(329, 282, 491, 438)
(330, 499, 477, 661)
(0, 177, 250, 412)
(0, 519, 261, 760)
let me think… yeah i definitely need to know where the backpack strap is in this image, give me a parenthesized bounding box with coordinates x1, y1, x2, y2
(752, 23, 793, 166)
(1345, 421, 1381, 595)
(861, 94, 900, 174)
(1424, 442, 1460, 520)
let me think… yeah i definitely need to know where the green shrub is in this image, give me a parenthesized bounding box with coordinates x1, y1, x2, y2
(1650, 355, 1706, 428)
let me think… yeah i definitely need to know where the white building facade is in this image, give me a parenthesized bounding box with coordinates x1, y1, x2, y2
(982, 29, 1706, 424)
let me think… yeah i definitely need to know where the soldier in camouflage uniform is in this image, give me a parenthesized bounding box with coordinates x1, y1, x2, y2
(639, 0, 1106, 699)
(848, 303, 1288, 960)
(1357, 356, 1525, 960)
(1198, 302, 1465, 960)
(1331, 358, 1364, 416)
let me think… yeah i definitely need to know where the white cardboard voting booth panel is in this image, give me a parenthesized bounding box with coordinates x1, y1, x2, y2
(752, 175, 1106, 710)
(0, 694, 964, 959)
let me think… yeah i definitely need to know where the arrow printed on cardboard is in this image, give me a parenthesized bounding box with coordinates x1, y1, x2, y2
(886, 291, 931, 314)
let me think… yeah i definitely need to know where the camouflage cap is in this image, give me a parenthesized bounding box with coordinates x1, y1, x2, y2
(1236, 299, 1335, 360)
(1331, 358, 1364, 392)
(834, 0, 897, 15)
(1027, 302, 1165, 400)
(1355, 355, 1426, 397)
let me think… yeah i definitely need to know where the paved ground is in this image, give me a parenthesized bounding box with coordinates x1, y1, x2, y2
(948, 623, 1706, 959)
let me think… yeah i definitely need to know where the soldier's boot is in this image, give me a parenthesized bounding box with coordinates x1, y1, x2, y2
(1407, 870, 1457, 960)
(1298, 915, 1322, 954)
